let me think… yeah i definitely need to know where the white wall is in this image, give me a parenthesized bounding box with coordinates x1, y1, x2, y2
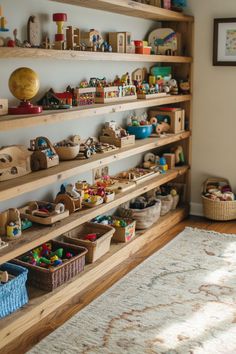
(186, 0, 236, 213)
(0, 0, 158, 211)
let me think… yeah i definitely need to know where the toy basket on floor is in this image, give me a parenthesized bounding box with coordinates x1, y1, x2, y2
(63, 222, 115, 263)
(202, 178, 236, 221)
(0, 262, 28, 318)
(12, 240, 87, 292)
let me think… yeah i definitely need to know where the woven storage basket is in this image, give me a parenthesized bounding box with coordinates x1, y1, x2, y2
(0, 263, 28, 318)
(63, 222, 115, 263)
(118, 199, 161, 230)
(202, 178, 236, 221)
(12, 240, 87, 292)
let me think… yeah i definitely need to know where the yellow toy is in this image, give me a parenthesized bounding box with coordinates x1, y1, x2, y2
(0, 6, 9, 32)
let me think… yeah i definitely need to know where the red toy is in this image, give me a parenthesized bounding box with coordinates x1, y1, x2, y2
(53, 13, 67, 42)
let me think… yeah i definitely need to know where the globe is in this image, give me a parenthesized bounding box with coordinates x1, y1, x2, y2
(8, 67, 40, 101)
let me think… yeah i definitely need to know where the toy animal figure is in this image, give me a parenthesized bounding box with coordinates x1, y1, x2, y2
(171, 145, 185, 166)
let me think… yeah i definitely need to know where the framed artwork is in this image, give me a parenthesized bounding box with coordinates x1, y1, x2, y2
(213, 18, 236, 66)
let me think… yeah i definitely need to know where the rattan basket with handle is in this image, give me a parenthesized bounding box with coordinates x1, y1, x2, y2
(202, 177, 236, 221)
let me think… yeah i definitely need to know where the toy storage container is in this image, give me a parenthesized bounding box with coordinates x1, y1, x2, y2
(202, 178, 236, 221)
(63, 222, 115, 263)
(111, 217, 136, 243)
(12, 240, 87, 292)
(0, 262, 28, 318)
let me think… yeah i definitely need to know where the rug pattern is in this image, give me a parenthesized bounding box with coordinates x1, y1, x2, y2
(28, 227, 236, 354)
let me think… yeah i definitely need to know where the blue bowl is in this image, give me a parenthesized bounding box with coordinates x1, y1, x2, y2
(127, 125, 153, 139)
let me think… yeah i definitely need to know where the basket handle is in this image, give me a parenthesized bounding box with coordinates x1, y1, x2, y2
(202, 177, 230, 194)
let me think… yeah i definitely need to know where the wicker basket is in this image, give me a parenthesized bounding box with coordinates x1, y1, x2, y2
(0, 263, 28, 318)
(12, 240, 87, 292)
(118, 199, 161, 230)
(202, 178, 236, 221)
(63, 223, 115, 263)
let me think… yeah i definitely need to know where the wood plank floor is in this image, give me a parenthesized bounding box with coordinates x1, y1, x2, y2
(3, 216, 236, 354)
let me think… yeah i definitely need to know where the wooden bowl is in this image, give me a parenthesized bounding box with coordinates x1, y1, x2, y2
(54, 145, 80, 161)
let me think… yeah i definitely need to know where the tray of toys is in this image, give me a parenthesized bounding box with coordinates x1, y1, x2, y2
(20, 201, 69, 225)
(114, 167, 157, 184)
(63, 222, 115, 263)
(92, 215, 136, 243)
(95, 176, 136, 194)
(12, 240, 87, 291)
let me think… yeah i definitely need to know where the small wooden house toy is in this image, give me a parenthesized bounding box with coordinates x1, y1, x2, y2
(37, 89, 71, 110)
(80, 29, 103, 51)
(0, 145, 32, 182)
(20, 201, 69, 226)
(100, 120, 135, 148)
(55, 184, 83, 214)
(30, 136, 59, 171)
(0, 99, 8, 115)
(108, 32, 125, 53)
(0, 208, 21, 239)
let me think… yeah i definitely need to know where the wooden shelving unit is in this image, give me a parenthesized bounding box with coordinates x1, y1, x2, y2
(0, 95, 191, 131)
(0, 166, 188, 264)
(0, 47, 192, 63)
(0, 1, 194, 352)
(0, 131, 190, 202)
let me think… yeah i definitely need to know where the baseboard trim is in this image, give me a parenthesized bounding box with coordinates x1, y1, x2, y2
(190, 202, 203, 216)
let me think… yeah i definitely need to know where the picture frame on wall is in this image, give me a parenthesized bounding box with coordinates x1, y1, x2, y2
(213, 18, 236, 66)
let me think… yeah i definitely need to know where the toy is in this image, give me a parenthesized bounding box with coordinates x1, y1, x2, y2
(80, 29, 103, 51)
(0, 145, 32, 182)
(30, 136, 59, 171)
(171, 145, 185, 166)
(158, 157, 168, 173)
(149, 107, 185, 134)
(162, 0, 171, 9)
(54, 139, 80, 160)
(76, 137, 96, 159)
(163, 153, 176, 169)
(20, 201, 69, 225)
(100, 121, 135, 148)
(53, 13, 67, 49)
(66, 26, 80, 50)
(27, 15, 40, 47)
(8, 67, 42, 115)
(179, 79, 190, 94)
(108, 32, 125, 53)
(148, 28, 178, 55)
(115, 167, 156, 184)
(37, 88, 71, 110)
(0, 208, 21, 239)
(21, 218, 33, 231)
(134, 40, 151, 55)
(55, 184, 83, 214)
(83, 194, 104, 208)
(75, 83, 96, 106)
(172, 0, 187, 12)
(127, 113, 153, 139)
(0, 6, 9, 32)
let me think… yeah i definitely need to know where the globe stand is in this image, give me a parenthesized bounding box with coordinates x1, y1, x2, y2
(8, 101, 42, 115)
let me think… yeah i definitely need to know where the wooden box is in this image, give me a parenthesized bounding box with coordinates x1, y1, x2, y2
(0, 99, 8, 116)
(112, 217, 136, 243)
(149, 108, 185, 133)
(108, 32, 125, 53)
(137, 92, 167, 100)
(95, 86, 137, 103)
(163, 153, 175, 169)
(63, 222, 115, 263)
(55, 193, 82, 214)
(75, 87, 96, 106)
(100, 129, 135, 148)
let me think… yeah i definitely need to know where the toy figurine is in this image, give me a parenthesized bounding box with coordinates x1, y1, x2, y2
(0, 208, 22, 239)
(53, 13, 67, 49)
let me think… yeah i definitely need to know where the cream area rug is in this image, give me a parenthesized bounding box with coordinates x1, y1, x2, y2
(28, 227, 236, 354)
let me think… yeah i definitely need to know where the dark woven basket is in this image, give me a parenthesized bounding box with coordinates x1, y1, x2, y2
(12, 240, 87, 292)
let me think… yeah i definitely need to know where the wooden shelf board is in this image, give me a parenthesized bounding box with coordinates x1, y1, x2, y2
(0, 166, 189, 264)
(0, 47, 192, 63)
(0, 131, 190, 202)
(50, 0, 193, 22)
(0, 95, 191, 131)
(0, 206, 188, 350)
